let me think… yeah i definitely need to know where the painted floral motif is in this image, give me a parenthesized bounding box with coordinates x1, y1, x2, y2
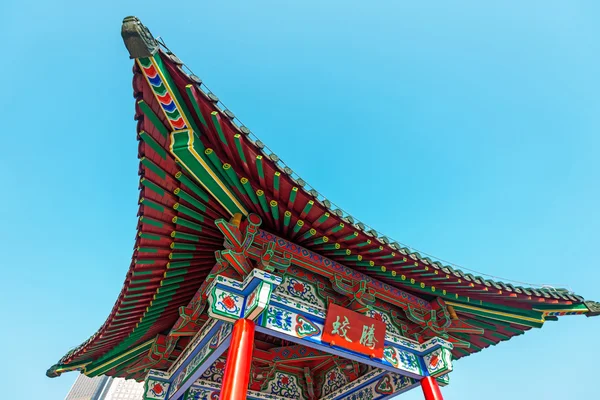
(276, 277, 325, 308)
(429, 354, 440, 369)
(218, 291, 240, 313)
(244, 282, 269, 319)
(423, 348, 452, 376)
(392, 374, 415, 390)
(249, 269, 283, 286)
(319, 369, 382, 400)
(169, 323, 232, 398)
(170, 370, 187, 398)
(366, 309, 401, 336)
(421, 337, 453, 351)
(221, 322, 233, 338)
(151, 383, 164, 395)
(145, 379, 169, 400)
(246, 289, 258, 310)
(383, 347, 399, 368)
(190, 339, 212, 372)
(270, 294, 327, 318)
(215, 275, 244, 289)
(375, 375, 394, 395)
(398, 350, 421, 375)
(169, 319, 217, 375)
(347, 385, 374, 400)
(148, 370, 170, 379)
(265, 372, 302, 398)
(383, 347, 421, 376)
(185, 388, 219, 400)
(265, 306, 293, 332)
(192, 380, 220, 389)
(209, 288, 244, 321)
(320, 367, 348, 397)
(200, 358, 226, 383)
(294, 314, 320, 338)
(384, 332, 420, 350)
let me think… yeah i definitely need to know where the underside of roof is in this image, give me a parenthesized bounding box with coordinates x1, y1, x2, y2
(47, 16, 599, 381)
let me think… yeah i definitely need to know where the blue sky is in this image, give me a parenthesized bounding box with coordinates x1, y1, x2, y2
(1, 1, 599, 399)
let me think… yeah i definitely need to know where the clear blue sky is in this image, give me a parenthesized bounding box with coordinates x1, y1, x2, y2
(1, 1, 599, 399)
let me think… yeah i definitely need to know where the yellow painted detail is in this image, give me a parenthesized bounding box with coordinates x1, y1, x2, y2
(85, 339, 155, 375)
(446, 301, 545, 324)
(170, 130, 248, 216)
(231, 213, 242, 227)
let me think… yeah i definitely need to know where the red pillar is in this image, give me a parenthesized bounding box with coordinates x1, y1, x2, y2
(220, 319, 255, 400)
(420, 376, 443, 400)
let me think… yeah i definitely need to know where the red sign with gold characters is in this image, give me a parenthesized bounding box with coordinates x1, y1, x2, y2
(321, 303, 386, 358)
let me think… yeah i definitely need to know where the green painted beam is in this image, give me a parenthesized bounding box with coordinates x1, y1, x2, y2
(223, 163, 245, 194)
(185, 84, 209, 127)
(233, 134, 248, 164)
(171, 129, 247, 216)
(210, 111, 228, 145)
(138, 100, 169, 138)
(141, 157, 167, 180)
(139, 131, 166, 159)
(270, 200, 280, 221)
(256, 190, 269, 214)
(173, 203, 205, 223)
(175, 172, 210, 203)
(288, 187, 298, 209)
(293, 220, 304, 234)
(173, 188, 207, 212)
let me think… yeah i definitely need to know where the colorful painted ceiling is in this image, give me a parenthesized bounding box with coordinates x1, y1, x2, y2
(47, 16, 599, 382)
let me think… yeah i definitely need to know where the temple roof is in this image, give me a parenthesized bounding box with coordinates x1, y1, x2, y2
(47, 16, 599, 381)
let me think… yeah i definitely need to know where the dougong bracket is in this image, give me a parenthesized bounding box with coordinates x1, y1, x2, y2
(257, 241, 292, 273)
(215, 213, 263, 276)
(330, 275, 376, 307)
(215, 213, 261, 253)
(127, 335, 178, 374)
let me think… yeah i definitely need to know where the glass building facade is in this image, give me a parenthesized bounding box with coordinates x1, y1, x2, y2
(65, 374, 144, 400)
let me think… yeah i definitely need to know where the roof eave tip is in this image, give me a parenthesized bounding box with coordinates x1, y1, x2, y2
(121, 16, 159, 59)
(46, 364, 62, 378)
(584, 301, 600, 317)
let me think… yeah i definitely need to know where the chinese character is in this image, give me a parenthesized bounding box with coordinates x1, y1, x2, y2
(331, 316, 352, 342)
(359, 324, 377, 349)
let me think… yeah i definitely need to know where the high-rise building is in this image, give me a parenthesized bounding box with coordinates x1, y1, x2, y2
(65, 375, 111, 400)
(101, 377, 145, 400)
(65, 374, 144, 400)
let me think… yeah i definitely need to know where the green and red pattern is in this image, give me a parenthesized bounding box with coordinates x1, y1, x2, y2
(47, 16, 598, 382)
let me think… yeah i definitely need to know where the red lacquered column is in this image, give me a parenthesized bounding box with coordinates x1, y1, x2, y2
(220, 319, 255, 400)
(420, 376, 444, 400)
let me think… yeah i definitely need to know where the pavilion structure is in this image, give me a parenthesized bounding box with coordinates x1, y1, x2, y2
(47, 17, 599, 400)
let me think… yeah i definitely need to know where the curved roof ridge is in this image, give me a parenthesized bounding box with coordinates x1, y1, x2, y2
(152, 40, 588, 302)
